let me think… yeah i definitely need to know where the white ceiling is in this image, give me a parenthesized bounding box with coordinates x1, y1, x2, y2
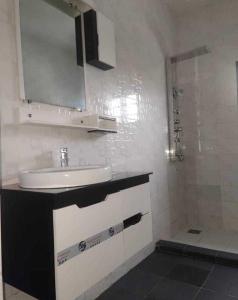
(161, 0, 221, 16)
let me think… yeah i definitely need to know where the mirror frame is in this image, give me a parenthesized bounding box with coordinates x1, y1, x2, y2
(15, 0, 88, 110)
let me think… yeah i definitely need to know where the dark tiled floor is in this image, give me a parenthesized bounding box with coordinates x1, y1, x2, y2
(96, 251, 238, 300)
(167, 264, 210, 287)
(204, 265, 238, 297)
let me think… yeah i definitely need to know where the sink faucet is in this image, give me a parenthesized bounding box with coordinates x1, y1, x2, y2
(60, 147, 69, 168)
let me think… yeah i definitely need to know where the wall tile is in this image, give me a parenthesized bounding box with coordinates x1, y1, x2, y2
(0, 0, 184, 259)
(177, 0, 238, 232)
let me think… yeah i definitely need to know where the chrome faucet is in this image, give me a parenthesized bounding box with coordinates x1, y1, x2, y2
(60, 147, 69, 168)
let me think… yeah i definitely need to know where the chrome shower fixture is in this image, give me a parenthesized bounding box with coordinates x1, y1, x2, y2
(174, 127, 183, 133)
(166, 46, 211, 162)
(171, 85, 185, 161)
(166, 59, 185, 162)
(171, 46, 211, 64)
(173, 87, 184, 98)
(175, 150, 185, 161)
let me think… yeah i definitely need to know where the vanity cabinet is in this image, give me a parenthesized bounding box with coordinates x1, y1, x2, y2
(1, 173, 152, 300)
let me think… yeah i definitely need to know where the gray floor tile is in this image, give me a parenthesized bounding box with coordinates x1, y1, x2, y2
(145, 278, 199, 300)
(167, 264, 210, 287)
(137, 252, 179, 277)
(204, 265, 238, 297)
(111, 267, 161, 298)
(195, 289, 238, 300)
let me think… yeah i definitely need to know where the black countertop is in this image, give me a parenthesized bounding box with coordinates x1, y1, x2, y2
(1, 172, 152, 209)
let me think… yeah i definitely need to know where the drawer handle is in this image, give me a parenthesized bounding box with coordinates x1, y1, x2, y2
(76, 193, 107, 208)
(123, 213, 143, 229)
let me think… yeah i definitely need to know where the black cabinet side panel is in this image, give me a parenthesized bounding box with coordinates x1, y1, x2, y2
(83, 10, 114, 71)
(75, 15, 83, 67)
(1, 191, 56, 300)
(87, 59, 114, 70)
(84, 10, 99, 63)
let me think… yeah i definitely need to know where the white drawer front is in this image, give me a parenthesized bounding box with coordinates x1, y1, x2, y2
(55, 233, 124, 300)
(124, 213, 153, 261)
(53, 184, 152, 300)
(121, 183, 151, 220)
(53, 192, 123, 252)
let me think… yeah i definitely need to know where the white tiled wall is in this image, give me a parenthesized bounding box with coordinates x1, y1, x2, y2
(176, 0, 238, 231)
(0, 1, 186, 299)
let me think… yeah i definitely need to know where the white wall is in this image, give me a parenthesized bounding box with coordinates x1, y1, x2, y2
(176, 0, 238, 230)
(0, 1, 186, 298)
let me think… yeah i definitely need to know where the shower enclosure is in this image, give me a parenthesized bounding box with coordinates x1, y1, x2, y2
(166, 46, 211, 162)
(166, 44, 238, 254)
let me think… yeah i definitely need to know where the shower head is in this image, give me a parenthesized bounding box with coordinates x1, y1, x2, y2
(171, 46, 211, 64)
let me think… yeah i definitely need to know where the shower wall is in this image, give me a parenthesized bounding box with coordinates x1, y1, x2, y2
(175, 0, 238, 231)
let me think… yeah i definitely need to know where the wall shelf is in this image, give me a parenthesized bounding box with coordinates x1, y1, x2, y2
(17, 103, 118, 133)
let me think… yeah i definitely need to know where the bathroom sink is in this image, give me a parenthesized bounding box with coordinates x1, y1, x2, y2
(19, 166, 112, 189)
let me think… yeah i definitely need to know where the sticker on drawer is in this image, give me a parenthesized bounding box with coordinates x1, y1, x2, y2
(57, 222, 124, 266)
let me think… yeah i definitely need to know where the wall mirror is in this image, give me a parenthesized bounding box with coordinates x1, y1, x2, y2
(18, 0, 86, 110)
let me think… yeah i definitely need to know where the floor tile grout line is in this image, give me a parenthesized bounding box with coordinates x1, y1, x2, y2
(158, 250, 216, 283)
(143, 275, 201, 300)
(142, 276, 166, 300)
(202, 264, 215, 287)
(142, 258, 207, 300)
(141, 251, 208, 299)
(193, 287, 238, 300)
(191, 263, 215, 300)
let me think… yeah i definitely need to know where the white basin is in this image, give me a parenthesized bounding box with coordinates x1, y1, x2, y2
(19, 166, 112, 189)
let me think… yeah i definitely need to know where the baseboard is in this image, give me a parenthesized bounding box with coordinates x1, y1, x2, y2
(157, 240, 238, 267)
